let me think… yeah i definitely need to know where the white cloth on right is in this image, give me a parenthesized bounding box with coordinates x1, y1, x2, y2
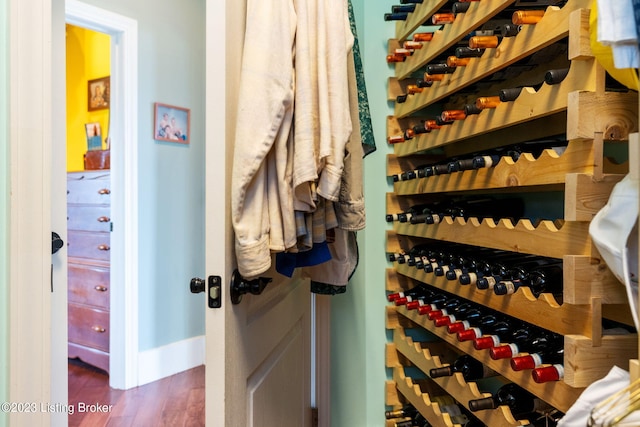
(596, 0, 640, 68)
(558, 366, 640, 426)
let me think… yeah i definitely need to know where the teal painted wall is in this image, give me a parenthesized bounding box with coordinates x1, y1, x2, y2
(331, 1, 396, 426)
(69, 0, 206, 350)
(0, 0, 8, 423)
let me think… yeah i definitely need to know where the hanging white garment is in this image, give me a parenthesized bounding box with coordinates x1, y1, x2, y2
(230, 0, 297, 279)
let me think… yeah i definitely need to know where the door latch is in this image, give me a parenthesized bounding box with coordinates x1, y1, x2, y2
(190, 276, 222, 308)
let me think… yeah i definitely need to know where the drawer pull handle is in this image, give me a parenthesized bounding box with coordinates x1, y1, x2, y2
(94, 285, 108, 292)
(98, 188, 111, 195)
(97, 216, 110, 222)
(92, 326, 106, 333)
(98, 244, 110, 251)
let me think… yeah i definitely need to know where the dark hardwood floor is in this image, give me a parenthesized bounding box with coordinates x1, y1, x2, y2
(68, 359, 205, 427)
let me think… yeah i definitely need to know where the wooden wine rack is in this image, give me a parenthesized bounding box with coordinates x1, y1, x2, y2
(384, 2, 640, 425)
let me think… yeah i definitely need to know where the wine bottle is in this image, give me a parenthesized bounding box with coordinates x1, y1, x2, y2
(432, 12, 456, 25)
(446, 308, 486, 333)
(413, 32, 433, 42)
(498, 66, 570, 103)
(531, 364, 564, 383)
(386, 403, 418, 420)
(424, 196, 526, 225)
(426, 63, 457, 75)
(435, 307, 483, 328)
(424, 297, 462, 320)
(430, 354, 497, 381)
(387, 283, 430, 303)
(493, 262, 563, 297)
(457, 313, 506, 342)
(386, 204, 435, 223)
(391, 4, 417, 14)
(468, 34, 503, 49)
(384, 12, 409, 21)
(473, 319, 524, 350)
(387, 128, 415, 144)
(512, 10, 545, 25)
(490, 329, 562, 361)
(451, 2, 471, 15)
(476, 255, 555, 290)
(511, 344, 564, 371)
(459, 251, 536, 286)
(468, 383, 553, 417)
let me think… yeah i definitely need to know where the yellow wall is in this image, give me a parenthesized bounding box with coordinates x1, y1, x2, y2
(66, 25, 111, 172)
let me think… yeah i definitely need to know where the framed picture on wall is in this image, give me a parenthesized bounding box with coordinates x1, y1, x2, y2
(88, 76, 110, 111)
(153, 103, 190, 144)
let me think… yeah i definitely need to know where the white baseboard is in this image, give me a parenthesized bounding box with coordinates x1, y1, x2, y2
(137, 335, 205, 386)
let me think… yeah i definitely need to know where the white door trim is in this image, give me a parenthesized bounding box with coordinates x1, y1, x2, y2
(8, 0, 54, 424)
(65, 0, 140, 390)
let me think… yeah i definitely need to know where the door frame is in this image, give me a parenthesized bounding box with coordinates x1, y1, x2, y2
(64, 0, 140, 390)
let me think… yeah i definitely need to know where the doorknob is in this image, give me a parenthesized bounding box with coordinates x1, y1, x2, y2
(52, 232, 64, 254)
(190, 276, 222, 308)
(230, 269, 272, 305)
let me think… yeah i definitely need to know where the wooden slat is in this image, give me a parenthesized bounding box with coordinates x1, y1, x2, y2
(393, 218, 592, 259)
(564, 334, 638, 388)
(567, 91, 639, 141)
(564, 173, 624, 221)
(393, 140, 596, 195)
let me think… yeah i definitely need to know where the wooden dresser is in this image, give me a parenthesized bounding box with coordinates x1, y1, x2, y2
(67, 170, 111, 373)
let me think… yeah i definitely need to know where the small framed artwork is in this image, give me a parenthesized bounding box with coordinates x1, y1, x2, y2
(88, 76, 110, 111)
(154, 103, 190, 144)
(85, 122, 102, 151)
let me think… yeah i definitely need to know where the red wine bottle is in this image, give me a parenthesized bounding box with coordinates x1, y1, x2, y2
(511, 344, 564, 371)
(531, 364, 564, 383)
(490, 329, 562, 361)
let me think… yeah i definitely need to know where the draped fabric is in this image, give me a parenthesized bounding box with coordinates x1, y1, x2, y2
(231, 0, 370, 292)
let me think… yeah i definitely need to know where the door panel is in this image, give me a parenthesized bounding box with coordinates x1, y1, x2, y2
(205, 1, 313, 426)
(242, 275, 311, 427)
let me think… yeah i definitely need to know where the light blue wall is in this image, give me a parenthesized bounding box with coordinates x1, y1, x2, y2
(0, 0, 8, 423)
(330, 1, 396, 426)
(75, 0, 206, 350)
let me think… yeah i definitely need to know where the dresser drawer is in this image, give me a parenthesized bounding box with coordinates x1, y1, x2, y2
(68, 303, 109, 352)
(68, 263, 110, 309)
(67, 230, 111, 261)
(67, 172, 111, 205)
(68, 205, 111, 232)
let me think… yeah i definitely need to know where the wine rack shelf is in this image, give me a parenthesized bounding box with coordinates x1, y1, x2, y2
(391, 63, 638, 157)
(387, 143, 626, 197)
(388, 365, 469, 427)
(387, 327, 569, 423)
(391, 217, 590, 259)
(383, 0, 638, 423)
(386, 261, 633, 337)
(393, 3, 591, 112)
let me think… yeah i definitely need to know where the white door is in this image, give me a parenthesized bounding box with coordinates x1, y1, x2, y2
(203, 1, 315, 426)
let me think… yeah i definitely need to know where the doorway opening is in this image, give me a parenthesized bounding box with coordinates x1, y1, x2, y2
(64, 0, 139, 391)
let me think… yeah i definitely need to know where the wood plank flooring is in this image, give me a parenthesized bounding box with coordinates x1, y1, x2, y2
(68, 359, 205, 427)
